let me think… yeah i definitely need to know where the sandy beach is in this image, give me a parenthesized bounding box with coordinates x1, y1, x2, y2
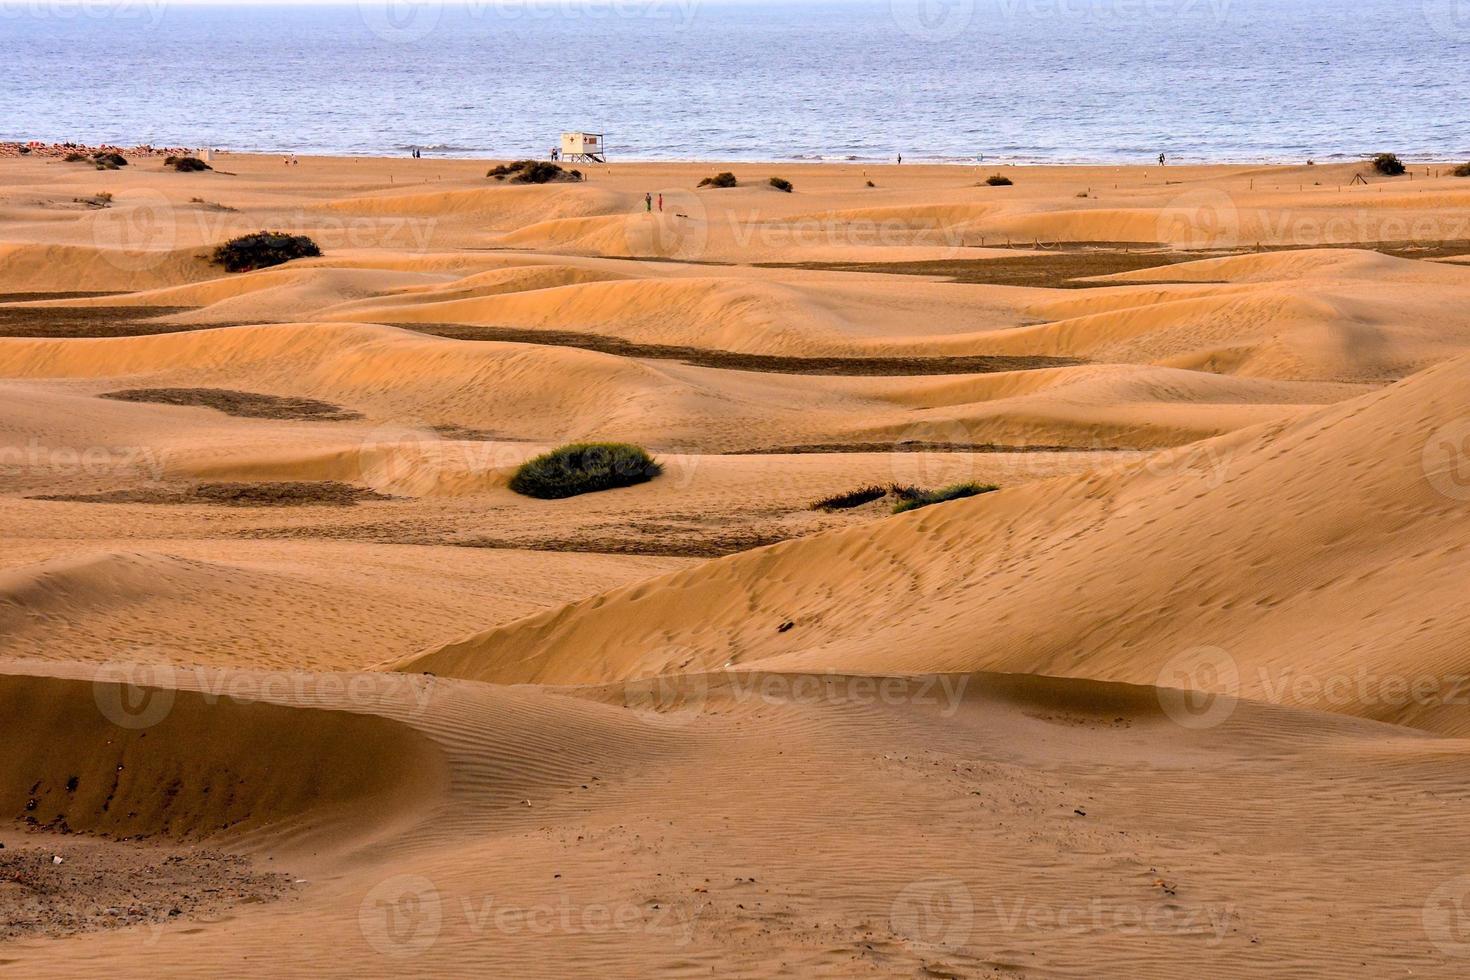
(5, 151, 1470, 976)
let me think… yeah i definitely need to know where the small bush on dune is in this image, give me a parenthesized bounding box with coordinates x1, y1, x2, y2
(190, 197, 238, 212)
(892, 482, 999, 514)
(509, 443, 662, 499)
(211, 231, 322, 273)
(487, 160, 534, 178)
(1372, 153, 1406, 176)
(810, 485, 889, 511)
(1453, 162, 1470, 178)
(865, 180, 876, 188)
(165, 155, 212, 172)
(486, 160, 581, 183)
(985, 174, 1013, 186)
(64, 152, 89, 163)
(768, 176, 793, 192)
(698, 171, 738, 188)
(92, 151, 127, 169)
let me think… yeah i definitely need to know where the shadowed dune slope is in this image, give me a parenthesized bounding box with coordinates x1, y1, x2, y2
(0, 671, 447, 846)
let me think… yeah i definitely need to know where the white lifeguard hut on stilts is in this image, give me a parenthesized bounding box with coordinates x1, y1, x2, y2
(560, 132, 607, 163)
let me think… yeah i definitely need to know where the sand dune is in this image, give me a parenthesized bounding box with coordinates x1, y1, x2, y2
(401, 352, 1470, 733)
(8, 660, 1470, 977)
(6, 154, 1470, 976)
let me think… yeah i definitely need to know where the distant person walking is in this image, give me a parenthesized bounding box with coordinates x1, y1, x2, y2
(897, 153, 903, 165)
(1159, 152, 1167, 166)
(657, 193, 663, 212)
(644, 192, 652, 212)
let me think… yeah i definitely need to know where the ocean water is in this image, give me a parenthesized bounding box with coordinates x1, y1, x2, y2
(2, 0, 1467, 162)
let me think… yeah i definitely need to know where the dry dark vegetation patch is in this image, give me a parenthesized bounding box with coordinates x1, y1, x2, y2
(396, 323, 1081, 375)
(248, 513, 794, 558)
(811, 482, 1000, 513)
(768, 176, 793, 192)
(759, 248, 1205, 288)
(211, 232, 322, 273)
(761, 240, 1470, 287)
(0, 305, 202, 338)
(33, 482, 388, 507)
(735, 440, 1119, 455)
(486, 160, 583, 183)
(429, 424, 532, 441)
(99, 388, 362, 422)
(0, 292, 119, 303)
(0, 839, 294, 941)
(190, 197, 237, 212)
(1453, 163, 1470, 178)
(984, 174, 1014, 186)
(698, 171, 738, 188)
(454, 528, 789, 559)
(810, 485, 891, 511)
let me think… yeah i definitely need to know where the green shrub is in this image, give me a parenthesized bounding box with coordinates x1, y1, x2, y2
(92, 151, 127, 168)
(1372, 153, 1406, 176)
(698, 172, 738, 188)
(892, 482, 999, 514)
(768, 176, 793, 193)
(211, 232, 322, 273)
(1453, 162, 1470, 178)
(165, 155, 212, 172)
(985, 174, 1013, 186)
(486, 160, 581, 183)
(509, 443, 662, 499)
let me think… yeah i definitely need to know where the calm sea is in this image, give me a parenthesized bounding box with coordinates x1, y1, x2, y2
(2, 0, 1467, 162)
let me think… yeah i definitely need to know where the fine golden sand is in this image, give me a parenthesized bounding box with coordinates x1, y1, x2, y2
(5, 153, 1470, 976)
